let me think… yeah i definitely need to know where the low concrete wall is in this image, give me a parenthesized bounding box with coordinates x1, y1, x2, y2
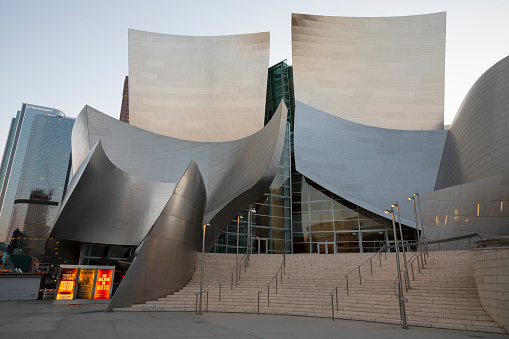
(472, 247, 509, 333)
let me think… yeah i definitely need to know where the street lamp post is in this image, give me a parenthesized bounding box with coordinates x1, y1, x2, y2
(414, 193, 427, 255)
(384, 208, 408, 329)
(247, 205, 256, 265)
(198, 223, 211, 315)
(391, 203, 408, 288)
(408, 196, 424, 267)
(236, 214, 243, 285)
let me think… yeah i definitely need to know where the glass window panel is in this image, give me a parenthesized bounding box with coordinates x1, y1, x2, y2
(312, 232, 334, 243)
(310, 210, 333, 221)
(109, 246, 131, 259)
(334, 209, 359, 220)
(310, 221, 334, 232)
(309, 201, 332, 211)
(90, 245, 107, 258)
(334, 220, 359, 231)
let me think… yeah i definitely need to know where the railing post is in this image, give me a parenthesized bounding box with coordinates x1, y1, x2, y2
(219, 282, 222, 302)
(335, 286, 338, 311)
(417, 256, 421, 273)
(268, 285, 270, 307)
(358, 266, 361, 285)
(346, 275, 349, 296)
(206, 291, 209, 312)
(370, 258, 373, 275)
(411, 262, 415, 281)
(195, 293, 198, 315)
(331, 294, 335, 320)
(257, 292, 260, 315)
(379, 251, 382, 267)
(276, 272, 278, 294)
(281, 267, 283, 284)
(468, 237, 472, 250)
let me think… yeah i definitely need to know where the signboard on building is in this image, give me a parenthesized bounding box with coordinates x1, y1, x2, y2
(54, 265, 114, 304)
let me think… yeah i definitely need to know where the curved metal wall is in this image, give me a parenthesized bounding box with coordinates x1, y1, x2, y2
(46, 141, 175, 264)
(75, 103, 286, 237)
(107, 161, 206, 310)
(294, 101, 447, 225)
(435, 55, 509, 190)
(47, 101, 287, 262)
(423, 55, 509, 244)
(128, 29, 270, 142)
(292, 12, 446, 130)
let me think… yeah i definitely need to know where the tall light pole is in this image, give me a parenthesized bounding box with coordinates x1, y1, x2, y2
(408, 195, 424, 267)
(384, 208, 407, 329)
(236, 214, 243, 285)
(198, 223, 211, 315)
(391, 203, 409, 289)
(414, 192, 427, 255)
(247, 205, 256, 264)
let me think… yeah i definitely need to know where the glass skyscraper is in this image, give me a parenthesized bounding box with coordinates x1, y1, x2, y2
(0, 104, 74, 261)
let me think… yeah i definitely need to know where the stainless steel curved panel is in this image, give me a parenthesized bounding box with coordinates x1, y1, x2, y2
(106, 161, 206, 310)
(46, 140, 175, 264)
(47, 101, 287, 261)
(129, 30, 269, 142)
(292, 12, 446, 130)
(435, 55, 509, 190)
(423, 170, 509, 249)
(294, 101, 447, 225)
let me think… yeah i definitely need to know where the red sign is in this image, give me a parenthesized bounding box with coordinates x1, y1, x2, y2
(93, 269, 113, 299)
(56, 268, 78, 300)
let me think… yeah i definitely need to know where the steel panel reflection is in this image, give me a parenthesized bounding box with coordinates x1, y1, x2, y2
(294, 101, 447, 226)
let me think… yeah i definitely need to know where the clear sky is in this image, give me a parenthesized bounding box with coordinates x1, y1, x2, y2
(0, 0, 508, 149)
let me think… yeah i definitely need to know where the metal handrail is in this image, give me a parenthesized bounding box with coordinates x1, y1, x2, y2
(475, 235, 509, 248)
(393, 232, 484, 327)
(194, 252, 249, 314)
(330, 241, 388, 320)
(257, 250, 286, 315)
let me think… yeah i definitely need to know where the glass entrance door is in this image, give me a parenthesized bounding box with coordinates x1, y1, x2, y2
(253, 237, 269, 254)
(317, 242, 334, 254)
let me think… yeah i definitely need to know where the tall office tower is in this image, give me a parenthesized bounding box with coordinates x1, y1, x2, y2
(119, 76, 129, 123)
(0, 113, 19, 211)
(0, 104, 68, 246)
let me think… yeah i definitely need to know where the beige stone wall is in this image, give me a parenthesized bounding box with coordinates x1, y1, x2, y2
(473, 247, 509, 333)
(129, 29, 269, 142)
(292, 12, 446, 130)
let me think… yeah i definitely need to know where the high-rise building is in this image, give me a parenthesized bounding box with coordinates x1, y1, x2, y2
(0, 105, 74, 260)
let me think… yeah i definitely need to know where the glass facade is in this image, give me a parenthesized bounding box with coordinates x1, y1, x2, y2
(0, 104, 66, 244)
(291, 175, 416, 253)
(214, 123, 292, 254)
(216, 59, 417, 255)
(214, 60, 295, 255)
(0, 113, 19, 213)
(4, 113, 74, 261)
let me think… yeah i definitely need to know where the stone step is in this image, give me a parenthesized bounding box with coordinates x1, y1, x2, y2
(117, 251, 505, 334)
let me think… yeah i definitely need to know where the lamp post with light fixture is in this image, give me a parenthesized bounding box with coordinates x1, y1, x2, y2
(414, 192, 427, 256)
(384, 208, 408, 329)
(247, 205, 256, 265)
(198, 223, 211, 315)
(391, 203, 408, 287)
(408, 195, 425, 266)
(236, 214, 243, 285)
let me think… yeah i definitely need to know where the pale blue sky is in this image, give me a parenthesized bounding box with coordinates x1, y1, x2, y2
(1, 0, 508, 149)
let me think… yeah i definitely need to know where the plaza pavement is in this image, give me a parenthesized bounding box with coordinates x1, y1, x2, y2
(0, 300, 507, 339)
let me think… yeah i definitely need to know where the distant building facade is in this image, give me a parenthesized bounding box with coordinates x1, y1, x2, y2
(0, 105, 74, 261)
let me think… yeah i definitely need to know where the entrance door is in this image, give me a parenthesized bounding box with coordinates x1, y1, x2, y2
(254, 237, 269, 254)
(317, 242, 334, 254)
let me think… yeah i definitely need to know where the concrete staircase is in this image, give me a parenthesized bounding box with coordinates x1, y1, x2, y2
(114, 251, 505, 334)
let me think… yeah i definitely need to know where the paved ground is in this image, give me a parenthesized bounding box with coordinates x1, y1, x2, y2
(0, 300, 507, 339)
